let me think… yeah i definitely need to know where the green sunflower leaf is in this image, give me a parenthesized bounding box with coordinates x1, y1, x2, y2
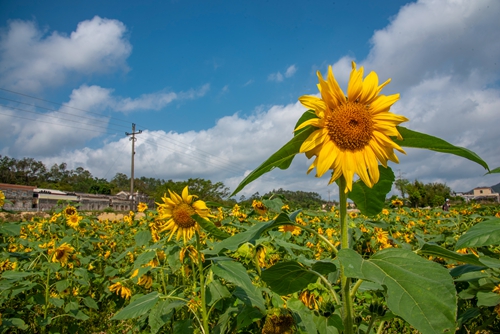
(338, 248, 456, 334)
(204, 212, 293, 255)
(417, 243, 483, 266)
(486, 166, 500, 174)
(394, 126, 489, 171)
(212, 260, 266, 313)
(455, 218, 500, 250)
(230, 111, 317, 197)
(192, 214, 230, 240)
(348, 166, 395, 216)
(111, 291, 160, 320)
(260, 261, 319, 295)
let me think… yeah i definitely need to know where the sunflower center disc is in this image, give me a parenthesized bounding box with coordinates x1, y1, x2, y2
(172, 203, 196, 228)
(326, 101, 374, 151)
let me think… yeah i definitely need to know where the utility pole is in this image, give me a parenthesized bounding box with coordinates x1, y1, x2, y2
(125, 123, 142, 210)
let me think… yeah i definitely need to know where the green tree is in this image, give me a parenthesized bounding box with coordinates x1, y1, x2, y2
(395, 178, 410, 199)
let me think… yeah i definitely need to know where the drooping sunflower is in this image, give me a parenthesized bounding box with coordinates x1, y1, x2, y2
(109, 282, 132, 299)
(295, 61, 409, 192)
(51, 242, 75, 266)
(252, 200, 268, 215)
(156, 186, 213, 243)
(278, 224, 302, 236)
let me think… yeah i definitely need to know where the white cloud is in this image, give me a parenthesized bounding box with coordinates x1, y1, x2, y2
(352, 0, 500, 195)
(285, 65, 297, 78)
(268, 64, 298, 82)
(6, 85, 111, 156)
(3, 0, 500, 202)
(268, 72, 284, 82)
(1, 82, 210, 156)
(42, 100, 334, 198)
(0, 16, 132, 92)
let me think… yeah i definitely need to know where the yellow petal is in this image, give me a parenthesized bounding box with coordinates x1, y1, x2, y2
(294, 117, 323, 132)
(359, 71, 379, 104)
(347, 62, 364, 102)
(300, 128, 328, 153)
(182, 186, 190, 203)
(316, 140, 336, 177)
(298, 95, 326, 118)
(326, 66, 347, 108)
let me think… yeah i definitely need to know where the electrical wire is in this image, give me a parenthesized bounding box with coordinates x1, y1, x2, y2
(0, 88, 254, 174)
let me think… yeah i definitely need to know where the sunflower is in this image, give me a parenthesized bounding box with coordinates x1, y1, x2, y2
(109, 282, 132, 299)
(156, 186, 213, 243)
(63, 205, 78, 217)
(295, 61, 409, 192)
(279, 224, 302, 236)
(137, 202, 148, 212)
(66, 214, 82, 229)
(51, 242, 75, 266)
(252, 200, 268, 215)
(0, 190, 5, 207)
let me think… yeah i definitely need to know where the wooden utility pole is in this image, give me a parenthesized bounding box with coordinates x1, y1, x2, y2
(125, 123, 142, 210)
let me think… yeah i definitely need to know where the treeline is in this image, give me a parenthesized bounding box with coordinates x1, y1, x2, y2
(237, 188, 328, 210)
(0, 155, 231, 203)
(0, 156, 327, 208)
(395, 178, 452, 207)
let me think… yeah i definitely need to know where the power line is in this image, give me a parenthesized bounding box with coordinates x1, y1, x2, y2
(0, 87, 274, 180)
(0, 88, 252, 174)
(0, 87, 130, 126)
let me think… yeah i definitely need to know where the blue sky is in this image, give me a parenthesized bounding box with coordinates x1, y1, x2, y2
(1, 0, 499, 200)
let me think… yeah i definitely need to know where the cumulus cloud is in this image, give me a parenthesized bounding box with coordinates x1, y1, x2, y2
(44, 101, 324, 198)
(0, 16, 132, 92)
(1, 82, 211, 157)
(5, 85, 111, 156)
(351, 0, 500, 193)
(3, 0, 500, 201)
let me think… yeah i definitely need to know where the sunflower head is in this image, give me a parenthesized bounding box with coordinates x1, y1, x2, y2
(295, 61, 408, 192)
(63, 205, 78, 217)
(137, 202, 148, 212)
(0, 190, 5, 207)
(278, 224, 302, 236)
(252, 200, 268, 215)
(51, 242, 75, 266)
(155, 186, 213, 243)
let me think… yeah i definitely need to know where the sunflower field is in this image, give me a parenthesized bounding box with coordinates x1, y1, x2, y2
(1, 193, 500, 333)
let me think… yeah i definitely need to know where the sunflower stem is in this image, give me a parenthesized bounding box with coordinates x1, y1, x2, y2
(195, 231, 210, 334)
(339, 176, 354, 334)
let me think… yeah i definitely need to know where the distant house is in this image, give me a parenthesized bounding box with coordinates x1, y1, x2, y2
(457, 187, 499, 203)
(0, 183, 36, 210)
(0, 183, 154, 212)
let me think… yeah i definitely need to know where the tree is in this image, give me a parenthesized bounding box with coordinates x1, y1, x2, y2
(395, 178, 410, 199)
(406, 180, 451, 208)
(110, 173, 130, 193)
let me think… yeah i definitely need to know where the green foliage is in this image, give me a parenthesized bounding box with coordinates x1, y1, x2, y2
(394, 126, 490, 171)
(406, 179, 452, 208)
(347, 166, 395, 216)
(338, 248, 457, 334)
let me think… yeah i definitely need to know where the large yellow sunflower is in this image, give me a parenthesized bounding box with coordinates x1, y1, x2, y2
(295, 61, 408, 192)
(156, 186, 213, 243)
